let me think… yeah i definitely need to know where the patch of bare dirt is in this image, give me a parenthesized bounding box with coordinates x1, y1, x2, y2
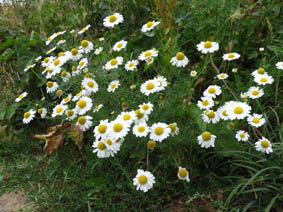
(0, 190, 32, 212)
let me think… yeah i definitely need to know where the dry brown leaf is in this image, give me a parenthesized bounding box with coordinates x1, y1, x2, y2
(69, 124, 83, 151)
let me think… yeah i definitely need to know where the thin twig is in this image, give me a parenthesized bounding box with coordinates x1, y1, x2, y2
(210, 54, 239, 101)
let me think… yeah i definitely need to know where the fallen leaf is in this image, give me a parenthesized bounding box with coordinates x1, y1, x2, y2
(69, 124, 83, 151)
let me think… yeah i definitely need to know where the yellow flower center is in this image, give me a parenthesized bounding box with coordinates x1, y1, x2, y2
(71, 48, 78, 56)
(129, 62, 135, 67)
(138, 175, 148, 185)
(204, 41, 212, 48)
(147, 58, 153, 63)
(202, 100, 209, 106)
(135, 109, 144, 119)
(142, 105, 149, 111)
(78, 116, 86, 125)
(106, 139, 112, 146)
(109, 15, 117, 23)
(228, 53, 235, 58)
(239, 133, 245, 138)
(146, 82, 155, 90)
(117, 43, 123, 48)
(261, 140, 269, 148)
(178, 168, 188, 178)
(146, 21, 153, 28)
(98, 124, 107, 133)
(220, 74, 225, 78)
(208, 111, 215, 118)
(97, 141, 106, 150)
(81, 40, 88, 48)
(58, 52, 65, 57)
(144, 51, 152, 57)
(110, 59, 118, 66)
(113, 123, 123, 132)
(123, 114, 131, 121)
(47, 36, 52, 41)
(234, 106, 243, 114)
(61, 71, 67, 77)
(46, 81, 53, 88)
(77, 100, 87, 109)
(228, 121, 235, 128)
(252, 90, 259, 96)
(72, 66, 77, 72)
(24, 112, 30, 119)
(176, 52, 185, 60)
(76, 92, 82, 97)
(155, 126, 164, 135)
(64, 96, 70, 102)
(222, 110, 227, 116)
(85, 81, 94, 88)
(37, 108, 43, 114)
(80, 61, 85, 67)
(168, 123, 176, 132)
(252, 118, 260, 124)
(111, 83, 117, 89)
(257, 68, 265, 74)
(202, 131, 211, 141)
(18, 94, 24, 99)
(56, 90, 63, 96)
(44, 58, 49, 63)
(208, 87, 216, 94)
(56, 107, 63, 114)
(81, 27, 86, 31)
(147, 140, 156, 149)
(66, 110, 74, 117)
(85, 73, 93, 78)
(260, 77, 267, 82)
(137, 126, 145, 133)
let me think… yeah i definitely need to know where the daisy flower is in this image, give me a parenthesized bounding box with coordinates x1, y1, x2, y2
(72, 90, 86, 101)
(59, 70, 70, 82)
(41, 56, 54, 67)
(93, 104, 103, 113)
(168, 123, 179, 136)
(226, 101, 251, 120)
(103, 13, 124, 28)
(15, 92, 27, 102)
(133, 123, 149, 137)
(190, 70, 197, 77)
(71, 65, 82, 76)
(92, 140, 111, 158)
(75, 96, 93, 115)
(94, 47, 103, 55)
(105, 56, 123, 70)
(80, 40, 94, 54)
(65, 109, 76, 120)
(46, 47, 56, 54)
(61, 94, 72, 104)
(141, 20, 160, 32)
(138, 49, 158, 61)
(247, 86, 264, 99)
(109, 119, 131, 139)
(104, 136, 121, 153)
(133, 169, 155, 192)
(155, 76, 168, 91)
(255, 137, 273, 154)
(147, 140, 156, 150)
(51, 104, 67, 117)
(24, 64, 35, 72)
(275, 62, 283, 70)
(197, 131, 216, 148)
(217, 73, 228, 80)
(94, 120, 109, 139)
(150, 122, 171, 142)
(170, 52, 189, 67)
(57, 40, 66, 45)
(240, 92, 248, 99)
(78, 24, 91, 35)
(202, 110, 220, 124)
(135, 109, 148, 125)
(77, 58, 88, 70)
(197, 96, 214, 110)
(69, 48, 83, 61)
(46, 81, 59, 93)
(254, 74, 274, 85)
(118, 111, 137, 124)
(23, 109, 36, 124)
(222, 53, 241, 61)
(251, 67, 266, 77)
(196, 41, 219, 54)
(107, 80, 120, 92)
(146, 57, 154, 65)
(82, 78, 99, 94)
(217, 105, 229, 120)
(247, 114, 265, 128)
(177, 167, 190, 182)
(203, 85, 222, 98)
(76, 116, 93, 131)
(35, 56, 42, 62)
(235, 130, 249, 142)
(140, 79, 158, 96)
(125, 60, 138, 71)
(37, 108, 47, 118)
(139, 102, 153, 115)
(113, 40, 127, 52)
